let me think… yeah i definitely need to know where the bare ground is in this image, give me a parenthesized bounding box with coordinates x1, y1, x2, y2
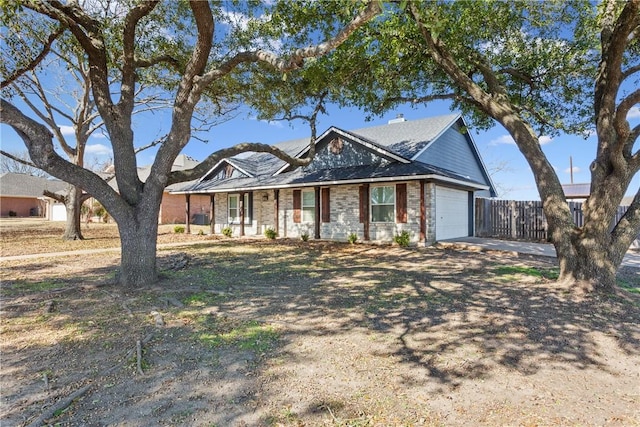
(1, 221, 639, 426)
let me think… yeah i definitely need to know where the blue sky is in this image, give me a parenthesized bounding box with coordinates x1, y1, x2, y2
(2, 98, 639, 201)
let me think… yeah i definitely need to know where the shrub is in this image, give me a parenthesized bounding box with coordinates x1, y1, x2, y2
(264, 227, 277, 239)
(197, 229, 205, 236)
(348, 233, 358, 244)
(221, 226, 233, 238)
(174, 225, 185, 234)
(300, 232, 309, 242)
(394, 230, 410, 247)
(8, 210, 17, 217)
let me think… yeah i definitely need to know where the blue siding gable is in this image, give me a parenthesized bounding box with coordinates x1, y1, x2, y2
(415, 122, 491, 188)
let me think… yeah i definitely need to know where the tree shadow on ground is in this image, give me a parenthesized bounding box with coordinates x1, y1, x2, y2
(2, 241, 639, 426)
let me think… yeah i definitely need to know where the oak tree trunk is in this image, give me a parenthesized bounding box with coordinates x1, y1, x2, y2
(117, 215, 159, 286)
(62, 185, 84, 240)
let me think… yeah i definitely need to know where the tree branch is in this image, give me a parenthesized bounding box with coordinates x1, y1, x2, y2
(622, 63, 640, 81)
(43, 189, 66, 203)
(1, 149, 39, 169)
(610, 188, 640, 254)
(197, 0, 382, 88)
(134, 136, 167, 155)
(167, 92, 328, 186)
(0, 98, 126, 215)
(134, 54, 181, 70)
(121, 1, 159, 112)
(1, 26, 64, 89)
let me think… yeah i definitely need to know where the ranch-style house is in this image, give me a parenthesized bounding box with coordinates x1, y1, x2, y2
(172, 113, 497, 244)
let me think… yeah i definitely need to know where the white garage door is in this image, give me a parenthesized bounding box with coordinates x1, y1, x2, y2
(435, 186, 469, 240)
(51, 203, 67, 221)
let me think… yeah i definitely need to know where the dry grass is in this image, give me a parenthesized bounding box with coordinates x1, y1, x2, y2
(1, 221, 639, 426)
(0, 218, 213, 257)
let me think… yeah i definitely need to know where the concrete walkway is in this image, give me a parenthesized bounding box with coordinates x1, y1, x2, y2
(439, 237, 640, 269)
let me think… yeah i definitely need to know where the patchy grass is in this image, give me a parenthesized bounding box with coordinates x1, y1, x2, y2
(1, 227, 639, 427)
(195, 315, 279, 354)
(0, 279, 65, 296)
(493, 265, 559, 281)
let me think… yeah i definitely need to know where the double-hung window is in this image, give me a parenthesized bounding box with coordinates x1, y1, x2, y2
(301, 189, 315, 223)
(228, 193, 250, 224)
(370, 185, 395, 222)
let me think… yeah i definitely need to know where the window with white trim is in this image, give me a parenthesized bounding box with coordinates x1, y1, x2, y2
(370, 185, 395, 222)
(228, 193, 250, 224)
(302, 189, 315, 223)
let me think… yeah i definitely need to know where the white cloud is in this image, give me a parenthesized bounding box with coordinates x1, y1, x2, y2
(59, 125, 75, 135)
(489, 135, 516, 146)
(490, 134, 553, 146)
(261, 120, 284, 128)
(564, 166, 581, 174)
(539, 135, 553, 145)
(628, 106, 640, 119)
(85, 144, 112, 156)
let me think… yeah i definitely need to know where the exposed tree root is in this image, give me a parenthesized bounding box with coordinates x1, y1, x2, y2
(25, 384, 92, 427)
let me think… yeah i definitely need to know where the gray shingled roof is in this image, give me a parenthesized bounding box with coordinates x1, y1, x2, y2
(181, 161, 487, 193)
(219, 114, 460, 178)
(348, 114, 460, 159)
(0, 173, 68, 197)
(562, 183, 590, 199)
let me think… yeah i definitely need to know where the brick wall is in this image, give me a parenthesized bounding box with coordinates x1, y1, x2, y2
(160, 193, 210, 224)
(0, 197, 42, 217)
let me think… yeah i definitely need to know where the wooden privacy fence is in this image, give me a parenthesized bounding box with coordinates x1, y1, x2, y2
(475, 198, 635, 242)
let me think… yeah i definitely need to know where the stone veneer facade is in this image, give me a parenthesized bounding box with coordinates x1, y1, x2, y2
(197, 180, 444, 244)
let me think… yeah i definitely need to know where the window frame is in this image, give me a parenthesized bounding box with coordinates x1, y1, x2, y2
(301, 189, 315, 223)
(370, 185, 395, 223)
(228, 193, 250, 224)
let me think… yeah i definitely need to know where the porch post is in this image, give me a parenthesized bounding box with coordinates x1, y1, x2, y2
(209, 194, 215, 235)
(314, 186, 321, 239)
(239, 192, 245, 237)
(274, 189, 279, 236)
(185, 194, 191, 234)
(362, 183, 370, 241)
(420, 180, 426, 242)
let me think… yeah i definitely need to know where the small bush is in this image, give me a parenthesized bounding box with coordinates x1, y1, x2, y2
(300, 232, 309, 242)
(394, 230, 410, 247)
(221, 226, 233, 238)
(264, 227, 277, 239)
(348, 233, 358, 244)
(197, 229, 205, 236)
(8, 210, 17, 217)
(173, 225, 185, 234)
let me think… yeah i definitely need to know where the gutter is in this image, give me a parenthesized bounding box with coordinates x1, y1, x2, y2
(171, 174, 489, 195)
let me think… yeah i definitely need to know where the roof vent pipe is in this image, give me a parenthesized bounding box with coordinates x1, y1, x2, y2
(388, 113, 407, 124)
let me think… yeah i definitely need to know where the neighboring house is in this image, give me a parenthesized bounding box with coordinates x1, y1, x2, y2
(0, 172, 68, 219)
(562, 183, 590, 201)
(115, 154, 211, 225)
(172, 114, 497, 244)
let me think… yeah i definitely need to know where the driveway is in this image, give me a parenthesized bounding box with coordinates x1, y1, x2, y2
(439, 237, 640, 269)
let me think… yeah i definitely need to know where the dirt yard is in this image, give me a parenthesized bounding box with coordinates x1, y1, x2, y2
(1, 220, 639, 426)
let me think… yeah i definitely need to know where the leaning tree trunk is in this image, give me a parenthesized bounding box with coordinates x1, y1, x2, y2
(62, 185, 84, 240)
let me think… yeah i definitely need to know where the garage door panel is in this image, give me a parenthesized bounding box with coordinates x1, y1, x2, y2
(435, 186, 469, 240)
